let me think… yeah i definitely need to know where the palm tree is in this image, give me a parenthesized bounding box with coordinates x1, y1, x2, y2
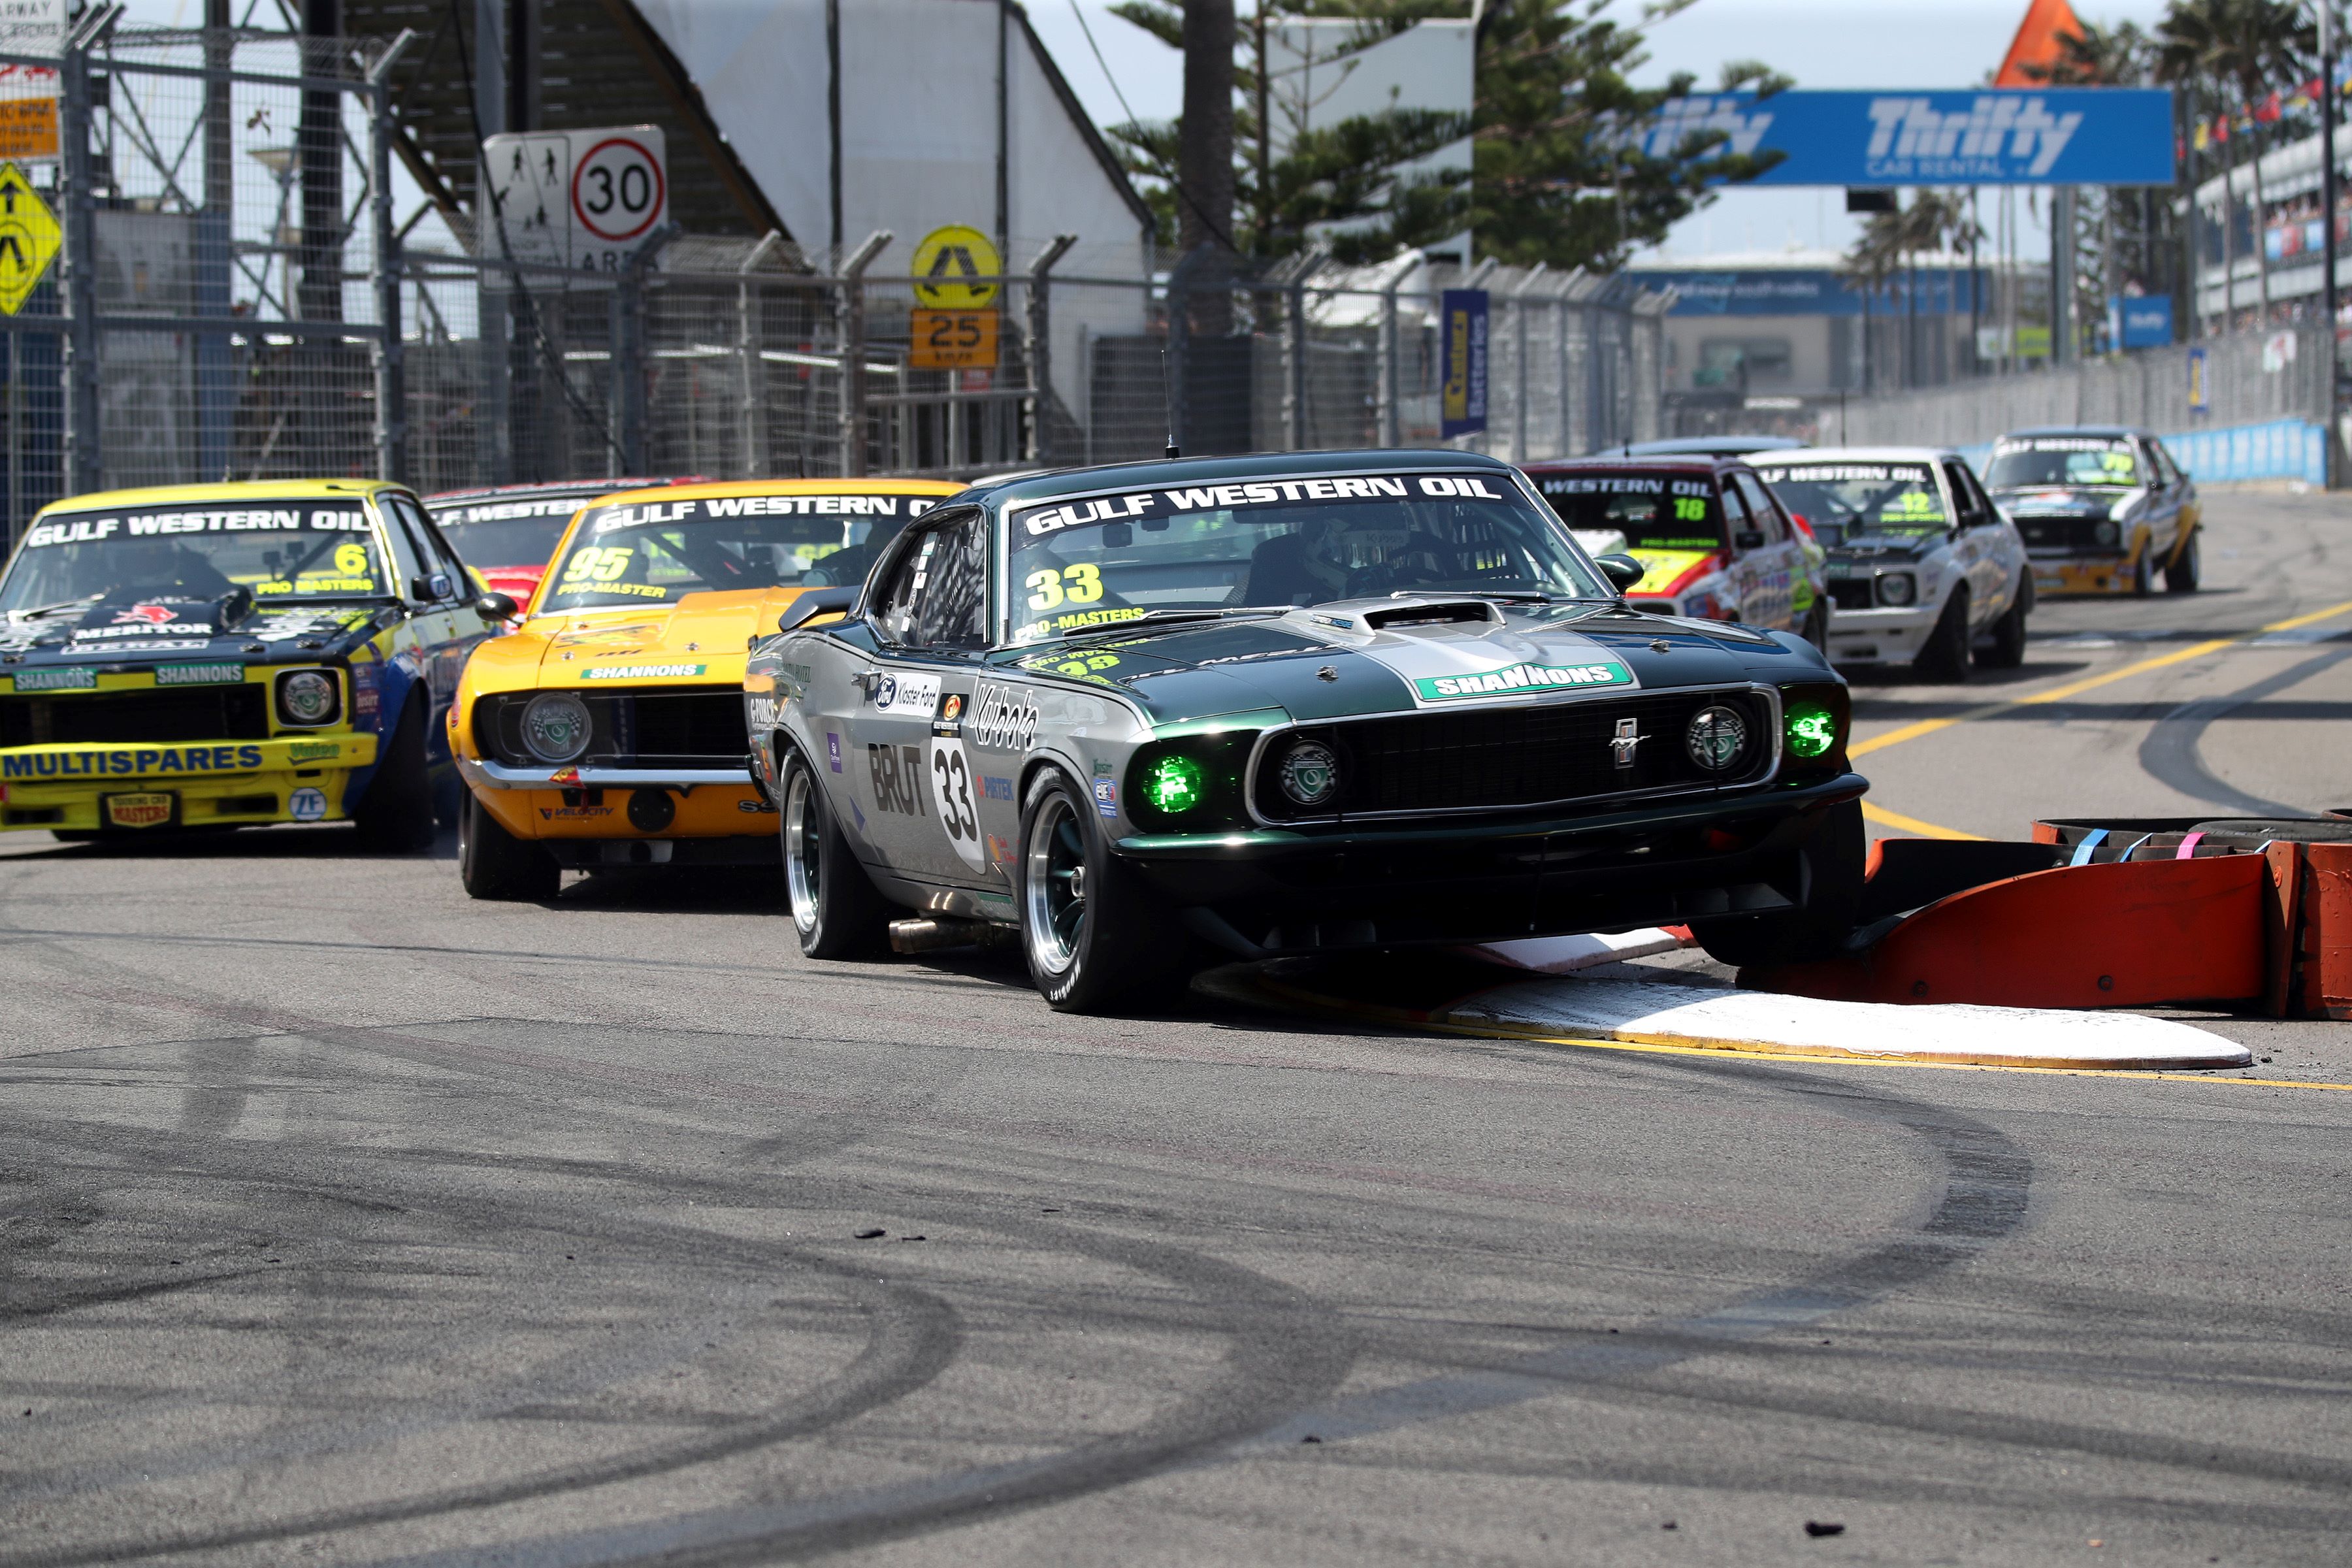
(1843, 191, 1981, 385)
(2158, 0, 2317, 331)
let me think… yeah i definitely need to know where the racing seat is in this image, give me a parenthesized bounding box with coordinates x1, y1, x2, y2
(1236, 531, 1329, 608)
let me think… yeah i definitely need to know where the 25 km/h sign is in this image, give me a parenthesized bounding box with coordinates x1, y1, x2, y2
(482, 126, 667, 274)
(911, 224, 1000, 310)
(0, 163, 59, 316)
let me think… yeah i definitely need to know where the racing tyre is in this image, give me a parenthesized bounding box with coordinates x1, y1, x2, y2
(1911, 586, 1970, 683)
(2165, 529, 2201, 593)
(1018, 768, 1178, 1012)
(353, 699, 438, 853)
(1974, 583, 2028, 670)
(1801, 600, 1830, 656)
(1692, 800, 1866, 970)
(781, 747, 889, 959)
(459, 789, 559, 900)
(2130, 544, 2154, 597)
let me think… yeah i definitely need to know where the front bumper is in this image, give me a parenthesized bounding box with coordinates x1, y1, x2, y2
(2029, 551, 2140, 595)
(0, 733, 380, 832)
(1115, 773, 1866, 955)
(1822, 603, 1937, 665)
(457, 750, 774, 847)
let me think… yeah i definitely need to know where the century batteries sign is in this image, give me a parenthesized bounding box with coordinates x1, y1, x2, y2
(1626, 89, 2176, 187)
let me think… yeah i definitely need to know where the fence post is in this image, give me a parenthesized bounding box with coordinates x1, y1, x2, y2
(1554, 273, 1581, 457)
(57, 7, 112, 497)
(1024, 235, 1076, 465)
(1284, 255, 1323, 451)
(367, 33, 415, 483)
(1166, 246, 1209, 455)
(613, 246, 652, 474)
(834, 230, 890, 479)
(736, 231, 785, 478)
(1377, 267, 1403, 448)
(1511, 263, 1546, 461)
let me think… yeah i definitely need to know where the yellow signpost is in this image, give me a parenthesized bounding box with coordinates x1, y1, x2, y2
(911, 223, 1000, 310)
(0, 162, 59, 316)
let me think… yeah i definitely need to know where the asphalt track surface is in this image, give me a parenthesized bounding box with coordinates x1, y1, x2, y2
(5, 489, 2351, 1566)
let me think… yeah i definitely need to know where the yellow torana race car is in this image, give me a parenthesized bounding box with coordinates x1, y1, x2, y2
(452, 476, 964, 896)
(0, 480, 498, 845)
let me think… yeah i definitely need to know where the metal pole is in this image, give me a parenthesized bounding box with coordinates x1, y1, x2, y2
(1377, 270, 1401, 448)
(834, 229, 890, 478)
(1284, 256, 1322, 451)
(615, 242, 655, 474)
(737, 230, 783, 478)
(58, 6, 116, 497)
(1511, 263, 1546, 461)
(368, 33, 416, 482)
(2052, 186, 2077, 367)
(1024, 233, 1075, 465)
(2323, 3, 2340, 485)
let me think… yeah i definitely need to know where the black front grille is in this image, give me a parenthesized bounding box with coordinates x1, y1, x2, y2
(1829, 579, 1875, 612)
(0, 685, 270, 746)
(483, 685, 749, 768)
(1256, 688, 1773, 821)
(2014, 515, 2109, 553)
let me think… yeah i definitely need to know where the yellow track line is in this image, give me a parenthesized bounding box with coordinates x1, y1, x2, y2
(1861, 801, 1984, 840)
(1849, 598, 2352, 760)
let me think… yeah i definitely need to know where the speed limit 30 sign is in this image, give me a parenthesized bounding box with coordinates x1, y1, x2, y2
(482, 125, 667, 273)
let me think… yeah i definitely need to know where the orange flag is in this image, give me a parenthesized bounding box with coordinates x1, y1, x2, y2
(1993, 0, 2088, 88)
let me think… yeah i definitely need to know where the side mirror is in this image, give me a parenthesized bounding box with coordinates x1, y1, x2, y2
(413, 572, 454, 602)
(779, 585, 859, 633)
(1733, 529, 1765, 551)
(1596, 553, 1645, 594)
(474, 591, 519, 623)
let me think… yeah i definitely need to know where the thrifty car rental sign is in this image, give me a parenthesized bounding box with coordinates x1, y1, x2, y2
(1629, 89, 2176, 188)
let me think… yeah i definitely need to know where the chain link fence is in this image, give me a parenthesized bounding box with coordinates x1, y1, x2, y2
(5, 24, 1672, 548)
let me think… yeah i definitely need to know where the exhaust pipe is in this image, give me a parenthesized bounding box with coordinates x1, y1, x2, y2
(887, 917, 1014, 955)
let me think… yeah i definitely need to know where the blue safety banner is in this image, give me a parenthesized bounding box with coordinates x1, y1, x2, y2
(1629, 89, 2177, 188)
(1441, 289, 1488, 439)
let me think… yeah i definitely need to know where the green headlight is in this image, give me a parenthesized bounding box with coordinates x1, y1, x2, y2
(1143, 753, 1206, 813)
(1786, 704, 1837, 760)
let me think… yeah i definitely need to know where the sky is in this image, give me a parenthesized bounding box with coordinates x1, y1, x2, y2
(1026, 0, 2180, 264)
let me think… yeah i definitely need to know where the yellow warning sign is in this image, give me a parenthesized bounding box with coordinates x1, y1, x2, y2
(911, 223, 1000, 310)
(0, 163, 59, 316)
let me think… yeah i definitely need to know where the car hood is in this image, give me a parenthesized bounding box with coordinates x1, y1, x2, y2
(0, 597, 388, 670)
(523, 586, 811, 685)
(1006, 598, 1819, 728)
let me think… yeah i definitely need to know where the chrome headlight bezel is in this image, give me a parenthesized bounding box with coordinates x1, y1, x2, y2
(273, 668, 342, 728)
(519, 691, 593, 764)
(1684, 704, 1750, 773)
(1875, 572, 1918, 608)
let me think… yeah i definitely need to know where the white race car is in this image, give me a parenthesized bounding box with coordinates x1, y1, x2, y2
(1748, 447, 2032, 680)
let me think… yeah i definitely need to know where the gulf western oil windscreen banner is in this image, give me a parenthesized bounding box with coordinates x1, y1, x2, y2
(1631, 88, 2176, 187)
(1441, 289, 1488, 438)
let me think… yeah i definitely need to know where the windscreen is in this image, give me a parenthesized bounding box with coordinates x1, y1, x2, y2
(542, 492, 938, 612)
(427, 492, 595, 568)
(1006, 471, 1606, 644)
(0, 502, 393, 617)
(1533, 472, 1723, 550)
(1753, 463, 1944, 546)
(1984, 438, 2146, 490)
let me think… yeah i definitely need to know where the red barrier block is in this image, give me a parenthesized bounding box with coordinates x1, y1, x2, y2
(1750, 855, 2267, 1009)
(2300, 844, 2352, 1020)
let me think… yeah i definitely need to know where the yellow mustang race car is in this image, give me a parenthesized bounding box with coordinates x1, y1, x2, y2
(0, 480, 497, 846)
(452, 477, 965, 897)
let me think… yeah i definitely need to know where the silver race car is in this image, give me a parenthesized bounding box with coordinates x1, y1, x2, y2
(745, 450, 1867, 1011)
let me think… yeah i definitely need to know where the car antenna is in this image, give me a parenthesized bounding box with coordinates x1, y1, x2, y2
(1160, 346, 1180, 459)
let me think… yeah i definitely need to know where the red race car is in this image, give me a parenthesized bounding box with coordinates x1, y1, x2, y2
(423, 478, 705, 602)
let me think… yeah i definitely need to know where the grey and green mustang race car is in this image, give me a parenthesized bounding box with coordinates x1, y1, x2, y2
(744, 450, 1869, 1011)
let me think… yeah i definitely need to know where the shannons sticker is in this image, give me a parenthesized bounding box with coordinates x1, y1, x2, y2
(12, 667, 97, 692)
(581, 662, 707, 680)
(1414, 661, 1633, 701)
(155, 662, 244, 687)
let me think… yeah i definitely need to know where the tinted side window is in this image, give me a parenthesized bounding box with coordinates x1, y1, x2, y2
(1718, 478, 1752, 542)
(1731, 473, 1787, 542)
(2142, 440, 2175, 485)
(911, 514, 987, 649)
(389, 495, 465, 597)
(872, 513, 988, 650)
(1944, 463, 1987, 527)
(374, 498, 433, 600)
